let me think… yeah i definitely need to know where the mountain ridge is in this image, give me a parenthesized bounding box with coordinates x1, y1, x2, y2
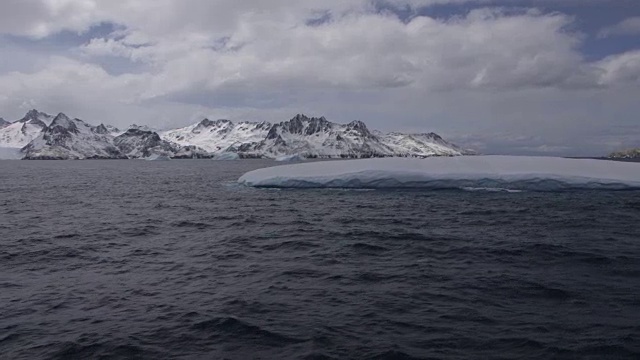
(1, 110, 473, 160)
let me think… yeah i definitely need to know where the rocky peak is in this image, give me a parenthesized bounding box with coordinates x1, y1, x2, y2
(0, 118, 9, 128)
(267, 114, 333, 139)
(16, 109, 49, 128)
(194, 118, 232, 133)
(48, 113, 78, 135)
(21, 109, 43, 121)
(346, 120, 373, 138)
(197, 118, 215, 128)
(199, 118, 231, 127)
(93, 124, 109, 134)
(113, 129, 176, 158)
(421, 132, 443, 140)
(129, 124, 156, 132)
(119, 128, 161, 141)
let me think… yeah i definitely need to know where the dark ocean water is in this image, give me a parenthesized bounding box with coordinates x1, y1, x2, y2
(1, 160, 639, 360)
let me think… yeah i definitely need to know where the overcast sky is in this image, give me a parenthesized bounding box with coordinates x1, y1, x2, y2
(0, 0, 639, 155)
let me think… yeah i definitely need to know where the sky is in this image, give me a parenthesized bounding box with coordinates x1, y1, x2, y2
(0, 0, 639, 156)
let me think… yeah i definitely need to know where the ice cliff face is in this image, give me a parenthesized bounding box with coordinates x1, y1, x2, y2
(1, 110, 470, 159)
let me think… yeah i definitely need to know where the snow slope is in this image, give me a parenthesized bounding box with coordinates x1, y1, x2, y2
(238, 156, 640, 190)
(379, 132, 469, 157)
(0, 110, 54, 148)
(161, 119, 272, 153)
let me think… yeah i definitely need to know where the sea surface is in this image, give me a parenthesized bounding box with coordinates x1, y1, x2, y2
(1, 160, 639, 360)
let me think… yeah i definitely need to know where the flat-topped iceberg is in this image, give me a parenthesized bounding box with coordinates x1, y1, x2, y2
(238, 156, 640, 191)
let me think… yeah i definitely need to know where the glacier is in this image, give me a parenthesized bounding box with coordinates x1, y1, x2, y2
(238, 156, 640, 191)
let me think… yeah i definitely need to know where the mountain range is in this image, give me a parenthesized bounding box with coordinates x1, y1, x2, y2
(0, 110, 472, 160)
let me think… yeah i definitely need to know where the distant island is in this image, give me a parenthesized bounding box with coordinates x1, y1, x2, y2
(609, 148, 640, 160)
(0, 110, 472, 160)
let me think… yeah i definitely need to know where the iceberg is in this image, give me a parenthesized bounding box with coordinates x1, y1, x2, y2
(238, 156, 640, 191)
(214, 152, 240, 160)
(0, 147, 21, 160)
(275, 154, 306, 162)
(145, 154, 171, 161)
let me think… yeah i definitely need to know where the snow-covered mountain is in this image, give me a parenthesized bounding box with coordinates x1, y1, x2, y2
(161, 119, 272, 153)
(164, 114, 470, 158)
(230, 115, 393, 158)
(1, 110, 471, 159)
(0, 118, 10, 129)
(113, 129, 211, 159)
(0, 110, 54, 148)
(378, 132, 470, 157)
(22, 113, 125, 160)
(113, 129, 177, 158)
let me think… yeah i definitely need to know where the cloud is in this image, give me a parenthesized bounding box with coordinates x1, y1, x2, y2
(78, 8, 597, 94)
(0, 0, 638, 156)
(596, 50, 640, 85)
(598, 16, 640, 38)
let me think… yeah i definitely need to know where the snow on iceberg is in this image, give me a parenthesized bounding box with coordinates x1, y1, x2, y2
(238, 156, 640, 191)
(275, 154, 306, 162)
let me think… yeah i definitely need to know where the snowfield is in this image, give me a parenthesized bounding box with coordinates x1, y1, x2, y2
(238, 156, 640, 191)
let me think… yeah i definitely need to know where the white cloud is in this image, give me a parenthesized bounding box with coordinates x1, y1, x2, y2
(79, 7, 597, 95)
(0, 0, 638, 155)
(596, 50, 640, 85)
(598, 16, 640, 38)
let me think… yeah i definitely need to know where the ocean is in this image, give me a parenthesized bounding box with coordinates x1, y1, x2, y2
(1, 160, 639, 359)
